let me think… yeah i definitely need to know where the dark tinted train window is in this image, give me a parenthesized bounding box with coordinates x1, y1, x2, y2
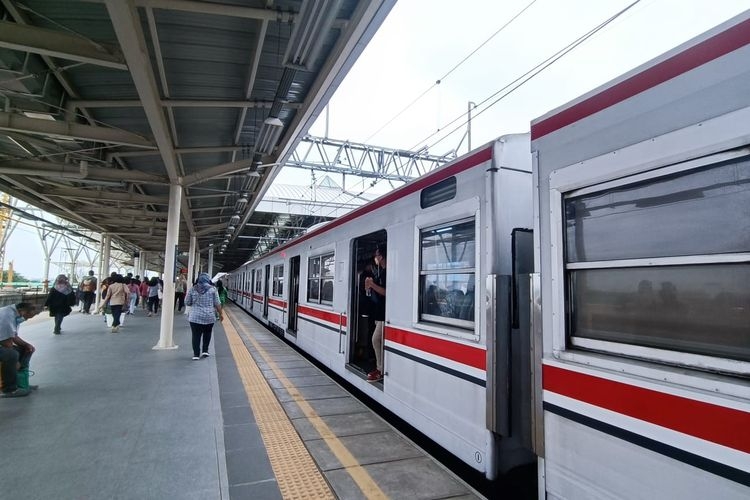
(570, 264, 750, 362)
(564, 156, 750, 367)
(565, 157, 750, 262)
(421, 176, 456, 209)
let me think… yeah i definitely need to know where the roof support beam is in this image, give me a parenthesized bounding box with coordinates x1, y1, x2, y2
(105, 0, 195, 232)
(84, 0, 293, 22)
(0, 20, 128, 70)
(75, 206, 168, 218)
(90, 218, 167, 228)
(182, 158, 258, 186)
(44, 186, 167, 205)
(0, 159, 169, 185)
(68, 99, 298, 109)
(0, 175, 109, 232)
(0, 112, 154, 148)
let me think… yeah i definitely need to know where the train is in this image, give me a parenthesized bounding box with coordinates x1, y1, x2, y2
(227, 11, 749, 499)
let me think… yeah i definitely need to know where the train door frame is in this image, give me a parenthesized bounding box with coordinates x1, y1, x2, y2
(347, 229, 387, 378)
(250, 269, 255, 310)
(287, 255, 300, 335)
(263, 264, 270, 318)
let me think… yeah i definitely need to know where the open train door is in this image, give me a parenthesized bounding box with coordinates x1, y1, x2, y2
(347, 230, 387, 379)
(287, 256, 300, 335)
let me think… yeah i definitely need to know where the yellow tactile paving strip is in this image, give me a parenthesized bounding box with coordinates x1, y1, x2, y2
(225, 309, 389, 500)
(221, 311, 335, 500)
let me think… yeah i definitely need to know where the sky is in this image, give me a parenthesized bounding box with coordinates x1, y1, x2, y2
(5, 0, 750, 280)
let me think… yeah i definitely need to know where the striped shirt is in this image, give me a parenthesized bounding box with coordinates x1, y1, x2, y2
(185, 286, 220, 325)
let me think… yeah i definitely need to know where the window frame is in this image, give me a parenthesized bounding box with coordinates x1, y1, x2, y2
(272, 264, 284, 297)
(551, 149, 750, 376)
(255, 269, 262, 294)
(415, 215, 479, 340)
(307, 251, 335, 305)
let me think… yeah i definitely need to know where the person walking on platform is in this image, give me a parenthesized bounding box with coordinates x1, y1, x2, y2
(0, 303, 37, 398)
(139, 277, 149, 311)
(364, 245, 387, 382)
(79, 270, 97, 314)
(100, 274, 129, 333)
(174, 275, 187, 312)
(127, 277, 139, 315)
(45, 274, 76, 335)
(147, 277, 160, 316)
(216, 279, 228, 307)
(185, 272, 223, 361)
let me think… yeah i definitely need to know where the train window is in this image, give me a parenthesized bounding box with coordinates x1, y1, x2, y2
(421, 176, 456, 209)
(255, 269, 262, 293)
(308, 252, 334, 304)
(565, 158, 750, 262)
(564, 156, 750, 365)
(272, 264, 284, 297)
(419, 218, 476, 330)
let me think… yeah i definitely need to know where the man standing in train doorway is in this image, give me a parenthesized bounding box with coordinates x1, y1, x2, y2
(365, 245, 386, 382)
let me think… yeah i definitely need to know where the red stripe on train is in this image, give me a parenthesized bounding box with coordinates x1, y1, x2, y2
(543, 364, 750, 454)
(385, 326, 486, 371)
(268, 298, 286, 308)
(531, 17, 750, 140)
(297, 305, 347, 328)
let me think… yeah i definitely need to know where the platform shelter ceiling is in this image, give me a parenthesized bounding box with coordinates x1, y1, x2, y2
(0, 0, 394, 271)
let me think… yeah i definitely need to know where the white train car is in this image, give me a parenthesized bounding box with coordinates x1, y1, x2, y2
(531, 11, 750, 499)
(228, 133, 536, 478)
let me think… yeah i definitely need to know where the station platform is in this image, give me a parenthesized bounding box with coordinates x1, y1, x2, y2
(0, 302, 483, 500)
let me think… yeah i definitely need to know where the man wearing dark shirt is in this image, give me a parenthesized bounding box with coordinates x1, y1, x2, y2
(364, 245, 386, 382)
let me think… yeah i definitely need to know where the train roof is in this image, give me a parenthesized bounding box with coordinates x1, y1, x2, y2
(530, 9, 750, 142)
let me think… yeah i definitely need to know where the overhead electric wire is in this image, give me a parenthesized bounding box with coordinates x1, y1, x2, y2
(316, 0, 643, 220)
(412, 0, 642, 152)
(363, 0, 539, 144)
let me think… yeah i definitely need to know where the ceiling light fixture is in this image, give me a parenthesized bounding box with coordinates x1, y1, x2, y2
(230, 215, 240, 225)
(283, 0, 342, 71)
(255, 117, 284, 155)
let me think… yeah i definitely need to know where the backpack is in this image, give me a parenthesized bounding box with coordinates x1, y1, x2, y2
(81, 277, 95, 292)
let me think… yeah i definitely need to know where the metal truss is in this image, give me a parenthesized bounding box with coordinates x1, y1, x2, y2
(290, 135, 456, 183)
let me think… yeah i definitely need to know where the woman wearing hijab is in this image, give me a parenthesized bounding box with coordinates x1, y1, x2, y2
(45, 274, 76, 334)
(184, 272, 223, 361)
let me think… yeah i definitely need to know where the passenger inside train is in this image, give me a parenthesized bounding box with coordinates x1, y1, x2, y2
(348, 230, 387, 380)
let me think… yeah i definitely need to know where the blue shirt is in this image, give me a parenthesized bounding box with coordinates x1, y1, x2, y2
(185, 287, 220, 324)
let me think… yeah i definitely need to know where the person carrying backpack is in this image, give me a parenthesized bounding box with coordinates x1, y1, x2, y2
(80, 270, 97, 314)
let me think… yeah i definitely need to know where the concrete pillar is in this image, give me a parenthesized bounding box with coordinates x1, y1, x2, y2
(133, 251, 141, 280)
(95, 233, 111, 311)
(187, 235, 196, 285)
(154, 184, 181, 350)
(207, 247, 214, 280)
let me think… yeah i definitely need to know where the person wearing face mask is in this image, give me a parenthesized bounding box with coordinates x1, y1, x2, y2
(364, 245, 387, 382)
(0, 302, 37, 398)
